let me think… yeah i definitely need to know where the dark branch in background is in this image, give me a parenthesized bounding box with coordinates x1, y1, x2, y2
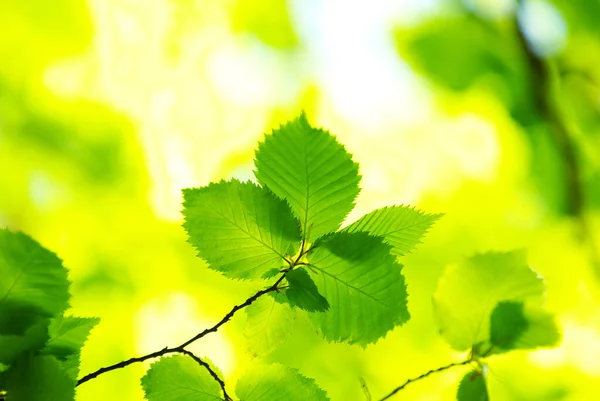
(378, 358, 473, 401)
(513, 0, 600, 280)
(180, 349, 232, 401)
(77, 273, 288, 398)
(513, 2, 583, 217)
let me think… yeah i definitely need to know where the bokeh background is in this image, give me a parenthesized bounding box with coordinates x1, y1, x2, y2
(1, 0, 599, 399)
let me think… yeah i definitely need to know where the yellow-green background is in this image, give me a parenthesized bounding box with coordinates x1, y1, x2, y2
(1, 0, 599, 400)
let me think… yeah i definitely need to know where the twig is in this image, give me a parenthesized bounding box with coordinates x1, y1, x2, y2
(514, 8, 583, 218)
(76, 274, 287, 386)
(378, 358, 472, 401)
(180, 349, 232, 401)
(514, 2, 600, 280)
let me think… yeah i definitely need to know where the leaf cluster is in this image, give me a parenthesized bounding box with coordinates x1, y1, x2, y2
(0, 115, 563, 401)
(0, 229, 99, 400)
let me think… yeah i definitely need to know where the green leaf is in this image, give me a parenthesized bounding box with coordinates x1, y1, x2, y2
(433, 251, 545, 351)
(262, 268, 282, 279)
(457, 371, 489, 401)
(489, 301, 529, 350)
(0, 318, 49, 365)
(285, 268, 329, 312)
(183, 179, 301, 279)
(42, 316, 99, 359)
(343, 206, 441, 257)
(488, 302, 561, 354)
(40, 316, 100, 380)
(244, 292, 296, 356)
(0, 230, 70, 335)
(254, 114, 361, 241)
(3, 354, 75, 401)
(306, 232, 409, 345)
(141, 355, 222, 401)
(236, 363, 329, 401)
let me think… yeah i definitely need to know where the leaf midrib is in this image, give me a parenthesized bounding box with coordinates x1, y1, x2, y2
(209, 202, 289, 260)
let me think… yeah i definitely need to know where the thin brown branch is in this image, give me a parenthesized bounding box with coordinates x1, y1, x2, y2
(378, 358, 472, 401)
(180, 349, 232, 401)
(76, 274, 287, 386)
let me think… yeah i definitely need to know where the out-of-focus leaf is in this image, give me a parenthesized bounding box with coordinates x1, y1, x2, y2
(433, 251, 545, 351)
(236, 363, 329, 401)
(457, 370, 489, 401)
(0, 319, 49, 365)
(3, 354, 76, 401)
(395, 17, 509, 92)
(393, 16, 538, 125)
(0, 230, 70, 336)
(244, 292, 296, 356)
(141, 355, 222, 401)
(489, 301, 529, 350)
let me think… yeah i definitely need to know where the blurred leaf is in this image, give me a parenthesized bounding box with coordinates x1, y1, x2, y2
(486, 300, 561, 354)
(0, 319, 49, 365)
(285, 268, 329, 312)
(141, 355, 222, 401)
(307, 232, 409, 346)
(254, 114, 361, 240)
(244, 292, 296, 356)
(394, 15, 539, 125)
(235, 363, 329, 401)
(489, 301, 529, 350)
(395, 17, 508, 91)
(0, 229, 70, 336)
(182, 179, 301, 279)
(343, 206, 441, 257)
(433, 251, 545, 351)
(508, 304, 561, 351)
(2, 354, 75, 401)
(457, 370, 489, 401)
(550, 0, 600, 34)
(231, 0, 298, 48)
